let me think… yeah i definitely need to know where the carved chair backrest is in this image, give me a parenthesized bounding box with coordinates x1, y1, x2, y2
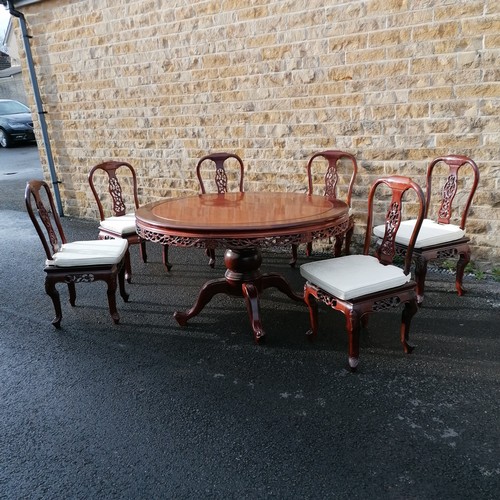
(306, 150, 358, 206)
(25, 179, 67, 261)
(88, 161, 140, 221)
(425, 155, 479, 229)
(196, 152, 245, 194)
(364, 176, 426, 273)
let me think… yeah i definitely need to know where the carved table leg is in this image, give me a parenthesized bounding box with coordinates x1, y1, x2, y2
(174, 278, 232, 326)
(344, 224, 354, 255)
(400, 298, 417, 354)
(456, 246, 471, 296)
(206, 248, 216, 268)
(289, 243, 298, 268)
(162, 245, 172, 271)
(118, 264, 130, 303)
(105, 275, 120, 324)
(139, 239, 148, 263)
(45, 278, 62, 328)
(346, 310, 361, 372)
(414, 256, 428, 305)
(67, 281, 77, 307)
(334, 235, 343, 257)
(241, 282, 265, 343)
(306, 241, 313, 257)
(124, 248, 132, 283)
(303, 285, 319, 341)
(174, 247, 302, 341)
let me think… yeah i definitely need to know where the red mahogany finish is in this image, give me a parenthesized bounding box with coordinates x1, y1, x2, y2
(302, 176, 426, 371)
(26, 179, 129, 328)
(290, 150, 358, 266)
(408, 155, 479, 303)
(136, 192, 349, 343)
(88, 161, 171, 278)
(195, 152, 245, 267)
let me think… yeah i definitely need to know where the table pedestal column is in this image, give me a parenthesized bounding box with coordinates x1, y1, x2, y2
(173, 247, 304, 343)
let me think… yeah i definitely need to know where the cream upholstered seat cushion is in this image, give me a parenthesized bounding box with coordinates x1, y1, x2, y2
(300, 255, 411, 300)
(99, 213, 137, 235)
(46, 239, 128, 267)
(373, 219, 465, 248)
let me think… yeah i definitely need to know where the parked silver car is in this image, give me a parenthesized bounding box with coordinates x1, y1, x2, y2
(0, 99, 36, 147)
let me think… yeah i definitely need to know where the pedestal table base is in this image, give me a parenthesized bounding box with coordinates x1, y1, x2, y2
(173, 247, 304, 342)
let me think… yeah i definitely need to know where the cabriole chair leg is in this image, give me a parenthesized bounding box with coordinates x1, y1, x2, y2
(45, 279, 62, 329)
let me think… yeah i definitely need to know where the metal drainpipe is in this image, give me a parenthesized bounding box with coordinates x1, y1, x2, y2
(5, 1, 63, 216)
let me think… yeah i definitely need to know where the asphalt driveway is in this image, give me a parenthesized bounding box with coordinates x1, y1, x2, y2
(0, 145, 499, 499)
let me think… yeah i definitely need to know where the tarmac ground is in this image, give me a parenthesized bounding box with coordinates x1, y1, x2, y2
(1, 145, 499, 499)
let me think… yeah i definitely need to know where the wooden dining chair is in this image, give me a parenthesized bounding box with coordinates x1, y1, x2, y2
(300, 175, 426, 371)
(290, 150, 358, 267)
(372, 155, 480, 304)
(88, 161, 171, 281)
(196, 152, 245, 267)
(25, 179, 130, 328)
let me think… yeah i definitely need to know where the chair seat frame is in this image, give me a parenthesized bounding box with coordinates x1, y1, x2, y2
(396, 236, 471, 303)
(44, 262, 129, 328)
(304, 280, 417, 367)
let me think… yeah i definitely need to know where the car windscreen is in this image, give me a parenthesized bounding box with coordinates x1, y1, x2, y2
(0, 101, 30, 115)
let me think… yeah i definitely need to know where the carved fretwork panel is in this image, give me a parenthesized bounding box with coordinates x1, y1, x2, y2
(64, 274, 95, 283)
(215, 165, 229, 193)
(372, 296, 401, 311)
(109, 176, 126, 215)
(311, 282, 403, 313)
(310, 218, 351, 241)
(36, 198, 60, 253)
(436, 247, 459, 259)
(399, 243, 466, 264)
(136, 218, 350, 250)
(395, 245, 407, 258)
(306, 283, 338, 308)
(377, 201, 401, 264)
(438, 171, 458, 224)
(324, 163, 339, 199)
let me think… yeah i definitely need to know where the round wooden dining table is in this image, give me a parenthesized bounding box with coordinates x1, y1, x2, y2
(136, 192, 350, 343)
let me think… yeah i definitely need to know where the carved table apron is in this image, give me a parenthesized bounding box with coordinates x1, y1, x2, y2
(136, 192, 349, 343)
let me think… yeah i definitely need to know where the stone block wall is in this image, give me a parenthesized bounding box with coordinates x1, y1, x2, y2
(15, 0, 500, 269)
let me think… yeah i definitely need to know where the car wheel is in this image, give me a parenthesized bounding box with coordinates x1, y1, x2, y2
(0, 129, 12, 148)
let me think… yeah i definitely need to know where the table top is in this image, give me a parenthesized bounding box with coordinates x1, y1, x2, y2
(136, 192, 349, 241)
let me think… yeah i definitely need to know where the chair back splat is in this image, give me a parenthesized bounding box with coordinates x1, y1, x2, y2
(300, 175, 426, 372)
(25, 179, 67, 259)
(366, 176, 425, 273)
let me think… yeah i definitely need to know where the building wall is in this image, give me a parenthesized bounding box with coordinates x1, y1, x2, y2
(4, 18, 22, 67)
(15, 0, 500, 269)
(0, 67, 28, 102)
(1, 19, 29, 103)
